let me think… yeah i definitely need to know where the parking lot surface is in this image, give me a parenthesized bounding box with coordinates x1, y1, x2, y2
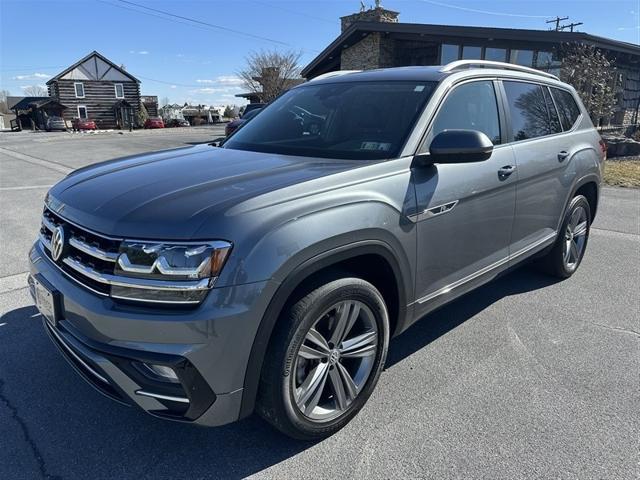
(1, 129, 638, 479)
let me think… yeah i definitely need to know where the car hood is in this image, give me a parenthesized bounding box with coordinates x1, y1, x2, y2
(47, 144, 366, 240)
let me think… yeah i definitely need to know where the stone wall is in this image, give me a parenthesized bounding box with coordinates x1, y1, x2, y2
(341, 33, 397, 71)
(340, 6, 399, 32)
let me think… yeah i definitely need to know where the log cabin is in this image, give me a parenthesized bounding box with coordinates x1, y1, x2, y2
(47, 51, 141, 129)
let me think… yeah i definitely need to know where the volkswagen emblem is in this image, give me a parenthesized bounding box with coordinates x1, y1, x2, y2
(51, 226, 65, 262)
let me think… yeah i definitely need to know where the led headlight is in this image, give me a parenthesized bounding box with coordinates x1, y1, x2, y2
(111, 241, 232, 304)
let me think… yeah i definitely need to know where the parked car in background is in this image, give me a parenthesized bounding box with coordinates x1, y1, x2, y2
(225, 107, 262, 136)
(241, 103, 265, 117)
(166, 119, 190, 128)
(144, 117, 165, 129)
(46, 116, 67, 132)
(28, 61, 603, 441)
(72, 118, 97, 131)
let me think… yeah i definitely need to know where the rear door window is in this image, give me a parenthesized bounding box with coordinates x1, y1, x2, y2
(430, 80, 501, 145)
(543, 87, 562, 134)
(550, 87, 581, 131)
(503, 81, 559, 141)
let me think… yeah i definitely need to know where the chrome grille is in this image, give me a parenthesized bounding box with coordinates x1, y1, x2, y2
(39, 207, 210, 304)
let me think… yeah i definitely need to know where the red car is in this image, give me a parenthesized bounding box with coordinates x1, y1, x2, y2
(144, 117, 165, 129)
(72, 118, 97, 131)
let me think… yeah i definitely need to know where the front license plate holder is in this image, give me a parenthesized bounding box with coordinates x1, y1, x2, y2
(33, 275, 61, 327)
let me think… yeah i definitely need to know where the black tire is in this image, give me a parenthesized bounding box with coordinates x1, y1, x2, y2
(257, 277, 390, 440)
(536, 195, 591, 278)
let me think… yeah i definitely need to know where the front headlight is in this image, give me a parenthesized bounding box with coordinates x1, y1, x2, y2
(111, 240, 232, 304)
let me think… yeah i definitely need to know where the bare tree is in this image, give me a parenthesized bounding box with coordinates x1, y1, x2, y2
(22, 85, 48, 97)
(237, 49, 303, 103)
(0, 90, 11, 113)
(559, 43, 620, 126)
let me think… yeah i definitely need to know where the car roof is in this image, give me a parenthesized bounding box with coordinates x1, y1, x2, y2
(301, 62, 567, 89)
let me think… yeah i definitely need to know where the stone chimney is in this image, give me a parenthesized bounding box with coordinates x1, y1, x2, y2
(340, 2, 400, 32)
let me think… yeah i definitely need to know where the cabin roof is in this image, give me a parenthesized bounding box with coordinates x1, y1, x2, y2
(47, 51, 140, 84)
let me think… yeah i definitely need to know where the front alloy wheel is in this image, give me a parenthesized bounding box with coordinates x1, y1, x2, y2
(293, 300, 378, 421)
(258, 277, 389, 440)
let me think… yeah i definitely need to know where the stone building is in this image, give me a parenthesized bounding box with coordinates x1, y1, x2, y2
(302, 6, 640, 126)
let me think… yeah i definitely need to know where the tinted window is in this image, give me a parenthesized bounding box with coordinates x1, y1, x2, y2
(510, 49, 534, 67)
(551, 88, 581, 131)
(542, 87, 562, 134)
(431, 81, 501, 145)
(504, 81, 559, 141)
(224, 81, 437, 160)
(485, 48, 506, 62)
(441, 44, 459, 64)
(462, 46, 482, 59)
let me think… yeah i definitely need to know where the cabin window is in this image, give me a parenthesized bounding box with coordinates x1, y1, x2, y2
(77, 105, 88, 119)
(74, 82, 85, 98)
(115, 84, 124, 99)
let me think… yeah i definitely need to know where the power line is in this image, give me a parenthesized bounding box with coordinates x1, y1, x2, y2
(247, 0, 334, 24)
(111, 0, 290, 46)
(416, 0, 550, 19)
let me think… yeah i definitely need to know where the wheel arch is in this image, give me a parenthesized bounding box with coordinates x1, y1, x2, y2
(238, 239, 411, 419)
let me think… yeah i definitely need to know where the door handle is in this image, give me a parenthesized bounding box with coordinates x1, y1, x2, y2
(558, 151, 569, 161)
(498, 165, 516, 179)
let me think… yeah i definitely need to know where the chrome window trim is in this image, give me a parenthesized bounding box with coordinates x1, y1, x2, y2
(412, 231, 556, 305)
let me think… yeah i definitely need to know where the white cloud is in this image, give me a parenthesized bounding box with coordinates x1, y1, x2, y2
(170, 85, 177, 89)
(129, 50, 150, 55)
(196, 79, 215, 84)
(194, 87, 228, 93)
(12, 72, 50, 80)
(216, 75, 244, 86)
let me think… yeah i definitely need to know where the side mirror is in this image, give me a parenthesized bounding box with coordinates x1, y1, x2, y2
(419, 130, 494, 165)
(209, 136, 225, 147)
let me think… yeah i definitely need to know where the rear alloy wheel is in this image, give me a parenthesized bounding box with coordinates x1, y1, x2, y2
(536, 194, 591, 278)
(258, 277, 389, 440)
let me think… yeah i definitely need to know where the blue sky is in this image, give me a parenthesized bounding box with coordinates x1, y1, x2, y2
(1, 0, 638, 106)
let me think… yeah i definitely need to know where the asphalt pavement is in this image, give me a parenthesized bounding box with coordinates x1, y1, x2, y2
(0, 129, 638, 479)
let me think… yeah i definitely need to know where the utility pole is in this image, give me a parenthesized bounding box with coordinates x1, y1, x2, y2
(546, 16, 568, 31)
(559, 21, 583, 32)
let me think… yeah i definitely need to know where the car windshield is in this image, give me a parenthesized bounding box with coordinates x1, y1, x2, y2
(223, 81, 437, 160)
(242, 108, 261, 121)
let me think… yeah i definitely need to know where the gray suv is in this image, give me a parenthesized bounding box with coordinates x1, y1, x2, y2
(29, 61, 604, 439)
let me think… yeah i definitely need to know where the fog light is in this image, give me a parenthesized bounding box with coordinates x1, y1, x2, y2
(134, 362, 180, 383)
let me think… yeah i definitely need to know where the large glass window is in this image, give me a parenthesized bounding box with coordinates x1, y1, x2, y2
(504, 81, 559, 141)
(551, 87, 581, 130)
(224, 81, 437, 160)
(485, 48, 507, 62)
(440, 44, 460, 64)
(510, 49, 534, 67)
(462, 46, 482, 60)
(430, 81, 501, 145)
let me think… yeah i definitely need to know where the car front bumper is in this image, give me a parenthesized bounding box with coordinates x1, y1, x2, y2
(28, 241, 274, 426)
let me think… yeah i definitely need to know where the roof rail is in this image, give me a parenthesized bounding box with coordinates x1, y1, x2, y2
(307, 70, 361, 82)
(440, 60, 559, 81)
